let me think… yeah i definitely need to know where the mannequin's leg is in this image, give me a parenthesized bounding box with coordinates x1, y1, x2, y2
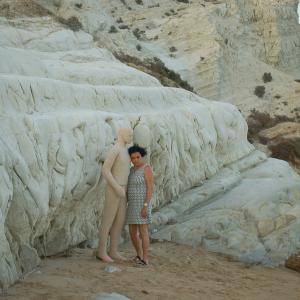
(97, 185, 120, 262)
(109, 194, 127, 260)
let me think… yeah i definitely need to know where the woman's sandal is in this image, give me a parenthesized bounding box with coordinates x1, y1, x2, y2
(137, 259, 149, 266)
(132, 255, 142, 263)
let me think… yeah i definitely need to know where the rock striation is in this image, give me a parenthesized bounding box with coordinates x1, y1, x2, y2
(151, 155, 300, 266)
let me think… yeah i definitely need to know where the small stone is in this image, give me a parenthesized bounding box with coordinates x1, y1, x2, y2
(104, 266, 122, 273)
(92, 292, 131, 300)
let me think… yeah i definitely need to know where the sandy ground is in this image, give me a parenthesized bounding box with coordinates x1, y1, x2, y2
(2, 241, 300, 300)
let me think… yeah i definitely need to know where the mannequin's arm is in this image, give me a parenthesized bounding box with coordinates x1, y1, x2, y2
(102, 145, 125, 197)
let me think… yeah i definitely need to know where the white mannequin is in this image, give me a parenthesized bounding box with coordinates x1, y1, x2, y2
(97, 128, 133, 262)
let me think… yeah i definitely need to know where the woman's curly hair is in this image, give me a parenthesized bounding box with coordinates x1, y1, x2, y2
(128, 144, 147, 157)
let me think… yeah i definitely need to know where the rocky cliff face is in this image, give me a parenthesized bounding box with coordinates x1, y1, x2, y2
(35, 0, 300, 168)
(1, 0, 300, 289)
(0, 8, 252, 287)
(35, 0, 300, 117)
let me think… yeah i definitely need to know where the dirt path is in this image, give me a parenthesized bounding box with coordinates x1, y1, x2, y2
(3, 241, 300, 300)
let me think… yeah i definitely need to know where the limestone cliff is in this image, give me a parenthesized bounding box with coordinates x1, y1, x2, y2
(1, 0, 300, 289)
(35, 0, 300, 118)
(34, 0, 300, 168)
(0, 10, 252, 287)
(35, 0, 300, 172)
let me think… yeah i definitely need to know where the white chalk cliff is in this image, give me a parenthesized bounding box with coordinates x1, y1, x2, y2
(0, 1, 300, 289)
(36, 0, 300, 118)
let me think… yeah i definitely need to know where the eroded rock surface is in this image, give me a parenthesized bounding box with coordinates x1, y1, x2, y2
(34, 0, 300, 172)
(0, 13, 253, 287)
(1, 1, 300, 289)
(152, 157, 300, 266)
(35, 0, 300, 118)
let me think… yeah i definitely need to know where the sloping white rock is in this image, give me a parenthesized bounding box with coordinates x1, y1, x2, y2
(152, 158, 300, 266)
(37, 0, 300, 118)
(0, 46, 161, 87)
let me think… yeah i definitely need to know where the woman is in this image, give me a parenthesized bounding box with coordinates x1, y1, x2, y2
(126, 144, 153, 266)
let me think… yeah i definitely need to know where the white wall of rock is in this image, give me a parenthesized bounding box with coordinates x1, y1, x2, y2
(0, 16, 253, 287)
(0, 12, 300, 289)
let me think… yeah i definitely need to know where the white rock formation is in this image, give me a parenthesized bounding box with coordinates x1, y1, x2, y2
(1, 3, 300, 289)
(36, 0, 300, 118)
(0, 14, 252, 287)
(152, 156, 300, 265)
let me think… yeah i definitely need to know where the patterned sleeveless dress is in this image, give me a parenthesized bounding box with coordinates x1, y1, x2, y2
(126, 164, 152, 225)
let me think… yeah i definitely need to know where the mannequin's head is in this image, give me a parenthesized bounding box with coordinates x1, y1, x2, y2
(133, 124, 151, 148)
(117, 128, 133, 144)
(128, 144, 147, 167)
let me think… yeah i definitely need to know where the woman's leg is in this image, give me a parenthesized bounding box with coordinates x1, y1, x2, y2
(129, 224, 142, 258)
(138, 224, 150, 264)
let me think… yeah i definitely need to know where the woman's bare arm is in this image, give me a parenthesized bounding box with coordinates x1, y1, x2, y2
(144, 165, 153, 204)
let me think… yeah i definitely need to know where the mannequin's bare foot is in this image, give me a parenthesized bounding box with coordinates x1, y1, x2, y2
(109, 252, 127, 261)
(96, 254, 114, 263)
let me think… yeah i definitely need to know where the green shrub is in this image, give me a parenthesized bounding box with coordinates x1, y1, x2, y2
(119, 24, 129, 30)
(58, 16, 82, 32)
(263, 72, 272, 83)
(109, 25, 118, 33)
(254, 86, 265, 98)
